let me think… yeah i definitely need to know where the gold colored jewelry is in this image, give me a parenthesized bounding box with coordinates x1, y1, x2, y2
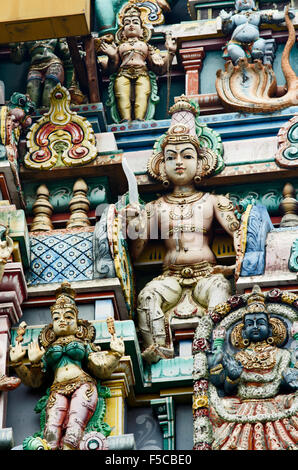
(210, 364, 224, 374)
(226, 376, 240, 385)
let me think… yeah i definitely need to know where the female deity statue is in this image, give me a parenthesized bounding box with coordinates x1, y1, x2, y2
(207, 286, 298, 450)
(123, 123, 241, 363)
(97, 5, 177, 122)
(9, 282, 124, 450)
(220, 0, 295, 65)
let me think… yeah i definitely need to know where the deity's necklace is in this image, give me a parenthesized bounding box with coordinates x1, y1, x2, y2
(164, 192, 204, 221)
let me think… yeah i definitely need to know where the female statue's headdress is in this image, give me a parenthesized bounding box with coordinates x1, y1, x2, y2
(39, 282, 96, 348)
(116, 4, 152, 43)
(50, 281, 78, 316)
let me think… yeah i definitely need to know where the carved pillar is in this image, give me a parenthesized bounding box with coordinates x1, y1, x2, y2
(151, 397, 175, 450)
(102, 357, 134, 436)
(0, 315, 10, 427)
(179, 46, 205, 96)
(0, 262, 27, 449)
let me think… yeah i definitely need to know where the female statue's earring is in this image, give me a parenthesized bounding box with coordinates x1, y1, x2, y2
(243, 338, 250, 347)
(267, 336, 274, 345)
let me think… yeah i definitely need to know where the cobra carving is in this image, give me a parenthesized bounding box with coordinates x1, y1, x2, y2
(216, 4, 297, 113)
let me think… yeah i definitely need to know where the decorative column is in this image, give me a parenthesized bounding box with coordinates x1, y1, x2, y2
(102, 356, 134, 437)
(0, 263, 27, 449)
(179, 46, 205, 96)
(151, 397, 175, 450)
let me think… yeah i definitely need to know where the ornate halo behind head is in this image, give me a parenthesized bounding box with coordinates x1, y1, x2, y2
(116, 4, 152, 44)
(147, 124, 218, 185)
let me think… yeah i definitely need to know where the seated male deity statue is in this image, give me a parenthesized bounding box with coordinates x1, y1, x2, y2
(123, 124, 241, 363)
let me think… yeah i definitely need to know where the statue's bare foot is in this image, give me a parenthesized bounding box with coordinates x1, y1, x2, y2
(142, 344, 174, 364)
(0, 374, 21, 391)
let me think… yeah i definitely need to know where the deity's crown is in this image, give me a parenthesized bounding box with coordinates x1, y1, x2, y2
(245, 285, 267, 315)
(50, 281, 78, 315)
(161, 124, 201, 153)
(120, 5, 142, 24)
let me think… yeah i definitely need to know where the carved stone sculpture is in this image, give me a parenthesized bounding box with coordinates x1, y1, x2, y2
(0, 92, 35, 207)
(24, 84, 97, 170)
(96, 4, 176, 122)
(193, 285, 298, 450)
(123, 123, 241, 363)
(9, 282, 124, 450)
(216, 4, 297, 113)
(220, 0, 294, 65)
(10, 39, 72, 108)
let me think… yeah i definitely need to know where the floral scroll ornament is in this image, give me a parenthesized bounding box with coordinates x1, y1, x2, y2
(275, 115, 298, 169)
(24, 84, 97, 170)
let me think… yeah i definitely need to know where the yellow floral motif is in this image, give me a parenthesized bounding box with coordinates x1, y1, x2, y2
(193, 395, 208, 409)
(281, 292, 297, 304)
(214, 302, 231, 317)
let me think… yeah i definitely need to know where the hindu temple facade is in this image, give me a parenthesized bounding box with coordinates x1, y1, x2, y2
(0, 0, 297, 451)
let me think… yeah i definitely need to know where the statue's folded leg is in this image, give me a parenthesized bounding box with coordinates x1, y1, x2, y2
(193, 274, 231, 310)
(137, 277, 182, 362)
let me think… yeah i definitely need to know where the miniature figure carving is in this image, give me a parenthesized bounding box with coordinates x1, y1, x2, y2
(216, 4, 297, 113)
(220, 0, 295, 65)
(207, 286, 298, 450)
(97, 5, 176, 122)
(9, 282, 124, 450)
(10, 39, 72, 108)
(123, 124, 241, 363)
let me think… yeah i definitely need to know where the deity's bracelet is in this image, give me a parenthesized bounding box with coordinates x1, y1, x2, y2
(210, 364, 224, 375)
(30, 362, 43, 368)
(226, 376, 240, 385)
(10, 361, 23, 368)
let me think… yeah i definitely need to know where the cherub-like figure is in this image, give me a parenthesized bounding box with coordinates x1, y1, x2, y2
(220, 0, 295, 64)
(10, 282, 124, 450)
(123, 124, 241, 363)
(207, 286, 298, 450)
(97, 5, 176, 122)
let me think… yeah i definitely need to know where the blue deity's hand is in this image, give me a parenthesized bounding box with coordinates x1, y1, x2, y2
(220, 9, 233, 20)
(283, 368, 298, 390)
(207, 348, 223, 370)
(223, 352, 243, 380)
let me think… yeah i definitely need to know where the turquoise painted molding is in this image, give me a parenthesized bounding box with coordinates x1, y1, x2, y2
(151, 397, 175, 451)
